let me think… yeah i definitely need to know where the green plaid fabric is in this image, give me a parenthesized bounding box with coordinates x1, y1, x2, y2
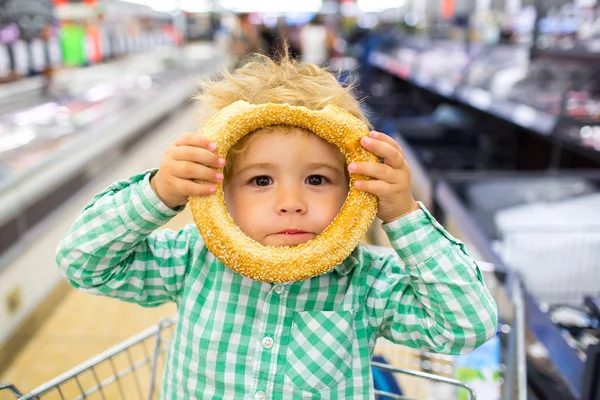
(56, 171, 498, 400)
(285, 310, 355, 391)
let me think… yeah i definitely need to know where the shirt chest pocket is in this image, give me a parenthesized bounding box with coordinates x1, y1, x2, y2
(284, 310, 355, 392)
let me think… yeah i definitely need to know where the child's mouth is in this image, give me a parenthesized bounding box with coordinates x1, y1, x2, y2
(271, 230, 315, 245)
(277, 230, 310, 235)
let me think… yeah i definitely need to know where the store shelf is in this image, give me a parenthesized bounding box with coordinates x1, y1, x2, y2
(532, 47, 600, 62)
(369, 49, 600, 163)
(369, 51, 458, 99)
(553, 120, 600, 162)
(370, 50, 558, 136)
(455, 87, 557, 136)
(0, 77, 45, 103)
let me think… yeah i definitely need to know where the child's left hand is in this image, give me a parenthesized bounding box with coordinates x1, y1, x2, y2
(348, 130, 420, 224)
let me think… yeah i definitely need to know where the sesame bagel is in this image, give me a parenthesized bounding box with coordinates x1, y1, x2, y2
(189, 100, 378, 283)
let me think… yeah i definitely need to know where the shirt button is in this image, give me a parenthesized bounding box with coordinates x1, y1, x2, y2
(254, 391, 267, 400)
(262, 336, 274, 349)
(273, 285, 284, 294)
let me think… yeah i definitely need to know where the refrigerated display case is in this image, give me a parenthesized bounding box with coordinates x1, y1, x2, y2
(0, 43, 229, 266)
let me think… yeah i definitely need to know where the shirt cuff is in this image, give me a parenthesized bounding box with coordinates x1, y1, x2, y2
(115, 170, 183, 234)
(381, 201, 457, 265)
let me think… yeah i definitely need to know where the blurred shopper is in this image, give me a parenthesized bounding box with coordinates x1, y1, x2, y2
(299, 15, 334, 65)
(40, 23, 55, 96)
(258, 24, 278, 58)
(231, 13, 262, 59)
(277, 19, 301, 59)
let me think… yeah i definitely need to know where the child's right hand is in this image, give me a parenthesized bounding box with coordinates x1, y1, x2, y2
(150, 132, 226, 209)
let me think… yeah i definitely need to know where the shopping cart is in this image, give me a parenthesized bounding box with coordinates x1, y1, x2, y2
(0, 317, 175, 400)
(370, 263, 527, 400)
(0, 315, 479, 400)
(0, 261, 526, 400)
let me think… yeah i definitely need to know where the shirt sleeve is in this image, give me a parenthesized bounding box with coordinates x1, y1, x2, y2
(365, 202, 498, 355)
(55, 170, 201, 307)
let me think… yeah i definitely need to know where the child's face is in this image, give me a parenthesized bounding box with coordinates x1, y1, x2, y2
(224, 128, 349, 247)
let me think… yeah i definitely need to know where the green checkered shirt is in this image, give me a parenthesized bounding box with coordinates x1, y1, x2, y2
(56, 171, 497, 400)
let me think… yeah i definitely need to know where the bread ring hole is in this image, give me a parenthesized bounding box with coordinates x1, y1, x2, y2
(222, 125, 352, 246)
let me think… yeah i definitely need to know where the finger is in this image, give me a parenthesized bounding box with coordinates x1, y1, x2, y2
(169, 145, 226, 169)
(172, 178, 217, 197)
(353, 179, 390, 197)
(360, 136, 405, 169)
(171, 161, 224, 182)
(175, 132, 217, 151)
(348, 161, 398, 183)
(368, 131, 403, 153)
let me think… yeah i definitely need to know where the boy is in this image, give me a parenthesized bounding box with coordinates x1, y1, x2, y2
(56, 54, 497, 399)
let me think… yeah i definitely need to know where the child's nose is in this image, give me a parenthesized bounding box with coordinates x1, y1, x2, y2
(276, 187, 307, 214)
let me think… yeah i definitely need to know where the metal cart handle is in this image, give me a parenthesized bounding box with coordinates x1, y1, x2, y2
(371, 361, 477, 400)
(0, 383, 24, 397)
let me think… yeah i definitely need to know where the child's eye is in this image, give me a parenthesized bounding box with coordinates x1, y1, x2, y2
(250, 176, 273, 186)
(306, 175, 328, 186)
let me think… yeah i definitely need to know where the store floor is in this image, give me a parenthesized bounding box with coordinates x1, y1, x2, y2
(0, 103, 455, 399)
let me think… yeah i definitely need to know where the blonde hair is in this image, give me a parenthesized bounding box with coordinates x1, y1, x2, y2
(195, 50, 366, 182)
(195, 50, 370, 127)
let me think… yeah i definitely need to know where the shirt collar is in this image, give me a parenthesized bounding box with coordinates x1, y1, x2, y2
(333, 245, 361, 277)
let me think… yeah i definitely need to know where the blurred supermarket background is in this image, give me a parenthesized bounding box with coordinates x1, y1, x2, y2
(0, 0, 599, 399)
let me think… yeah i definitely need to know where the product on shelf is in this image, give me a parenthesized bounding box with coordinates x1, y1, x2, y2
(507, 59, 592, 115)
(463, 45, 530, 96)
(547, 303, 600, 355)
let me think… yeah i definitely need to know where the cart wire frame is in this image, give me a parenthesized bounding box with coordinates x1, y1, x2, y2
(0, 316, 174, 400)
(1, 266, 526, 400)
